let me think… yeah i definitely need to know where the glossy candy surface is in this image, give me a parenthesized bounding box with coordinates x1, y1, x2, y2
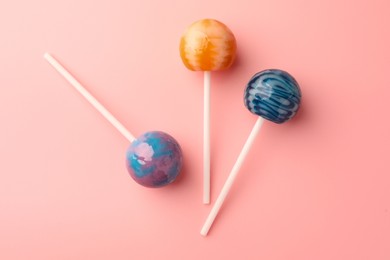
(180, 19, 236, 71)
(126, 131, 183, 188)
(244, 69, 302, 124)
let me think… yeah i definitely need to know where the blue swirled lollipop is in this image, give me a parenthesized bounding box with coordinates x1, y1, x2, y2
(244, 69, 301, 123)
(201, 69, 302, 236)
(44, 53, 182, 188)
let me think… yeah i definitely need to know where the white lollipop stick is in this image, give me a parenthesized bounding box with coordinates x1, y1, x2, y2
(200, 117, 265, 236)
(43, 53, 135, 143)
(204, 71, 211, 204)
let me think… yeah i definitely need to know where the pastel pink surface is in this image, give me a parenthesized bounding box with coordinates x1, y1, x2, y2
(0, 0, 389, 259)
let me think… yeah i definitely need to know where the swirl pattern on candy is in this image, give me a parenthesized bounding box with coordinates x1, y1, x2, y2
(126, 131, 183, 188)
(244, 69, 302, 124)
(180, 19, 236, 71)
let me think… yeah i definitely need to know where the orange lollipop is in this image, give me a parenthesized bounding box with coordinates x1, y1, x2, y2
(180, 19, 237, 204)
(180, 19, 236, 71)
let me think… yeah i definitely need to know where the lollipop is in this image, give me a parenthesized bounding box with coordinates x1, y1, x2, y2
(44, 53, 182, 188)
(180, 19, 236, 204)
(200, 69, 302, 235)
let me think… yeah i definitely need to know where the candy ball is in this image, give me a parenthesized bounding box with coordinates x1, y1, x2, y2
(180, 18, 237, 71)
(244, 69, 302, 124)
(126, 131, 183, 188)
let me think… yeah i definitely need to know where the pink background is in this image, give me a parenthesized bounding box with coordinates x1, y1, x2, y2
(1, 0, 389, 259)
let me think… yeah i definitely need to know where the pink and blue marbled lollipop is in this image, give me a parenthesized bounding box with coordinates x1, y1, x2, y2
(44, 53, 183, 189)
(126, 131, 183, 188)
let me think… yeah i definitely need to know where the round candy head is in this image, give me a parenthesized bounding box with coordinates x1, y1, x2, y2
(126, 131, 183, 188)
(180, 19, 237, 71)
(244, 69, 302, 124)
